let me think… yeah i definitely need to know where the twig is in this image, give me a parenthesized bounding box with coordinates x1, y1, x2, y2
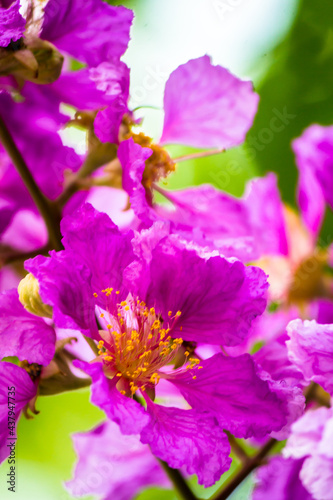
(211, 438, 277, 500)
(157, 459, 199, 500)
(0, 115, 63, 251)
(225, 431, 249, 464)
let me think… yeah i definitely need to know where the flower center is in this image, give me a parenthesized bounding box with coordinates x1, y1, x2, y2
(96, 292, 192, 394)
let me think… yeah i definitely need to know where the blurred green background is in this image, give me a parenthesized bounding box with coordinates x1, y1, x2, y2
(2, 0, 333, 498)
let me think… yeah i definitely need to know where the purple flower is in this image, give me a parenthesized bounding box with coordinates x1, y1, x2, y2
(24, 204, 296, 486)
(287, 319, 333, 394)
(0, 361, 37, 463)
(283, 407, 333, 500)
(293, 124, 333, 236)
(160, 55, 259, 149)
(66, 420, 170, 500)
(0, 0, 25, 48)
(253, 456, 314, 500)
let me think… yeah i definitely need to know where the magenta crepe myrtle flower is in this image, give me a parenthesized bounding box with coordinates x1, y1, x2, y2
(283, 406, 333, 500)
(292, 124, 333, 236)
(287, 319, 333, 394)
(0, 361, 37, 463)
(119, 138, 288, 261)
(23, 203, 299, 486)
(66, 420, 170, 500)
(0, 0, 25, 48)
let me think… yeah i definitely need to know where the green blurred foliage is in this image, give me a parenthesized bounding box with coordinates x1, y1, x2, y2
(247, 0, 333, 237)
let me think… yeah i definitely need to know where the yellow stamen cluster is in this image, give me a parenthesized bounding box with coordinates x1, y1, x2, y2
(96, 292, 186, 394)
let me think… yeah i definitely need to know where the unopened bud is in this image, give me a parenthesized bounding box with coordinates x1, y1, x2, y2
(0, 37, 63, 84)
(18, 273, 53, 318)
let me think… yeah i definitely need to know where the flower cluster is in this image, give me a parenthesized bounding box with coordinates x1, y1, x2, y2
(0, 1, 333, 499)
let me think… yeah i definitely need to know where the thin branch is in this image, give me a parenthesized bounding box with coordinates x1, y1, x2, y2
(211, 438, 277, 500)
(0, 115, 63, 251)
(172, 148, 225, 163)
(225, 431, 249, 465)
(157, 459, 199, 500)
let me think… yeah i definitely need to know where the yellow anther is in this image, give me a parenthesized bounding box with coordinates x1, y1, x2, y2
(149, 307, 155, 314)
(150, 372, 160, 385)
(116, 372, 122, 377)
(107, 324, 112, 329)
(116, 291, 120, 295)
(120, 301, 127, 307)
(176, 311, 181, 317)
(151, 320, 161, 330)
(192, 376, 197, 380)
(140, 301, 145, 306)
(104, 356, 113, 362)
(184, 351, 190, 356)
(120, 390, 126, 395)
(125, 306, 130, 311)
(168, 311, 172, 317)
(100, 313, 104, 318)
(98, 340, 104, 347)
(93, 292, 98, 298)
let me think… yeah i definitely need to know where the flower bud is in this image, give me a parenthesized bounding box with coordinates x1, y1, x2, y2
(18, 273, 53, 318)
(0, 37, 63, 84)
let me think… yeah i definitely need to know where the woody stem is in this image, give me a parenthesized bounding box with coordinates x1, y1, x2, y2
(0, 114, 63, 251)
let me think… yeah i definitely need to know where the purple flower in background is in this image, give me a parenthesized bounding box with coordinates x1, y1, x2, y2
(287, 319, 333, 394)
(66, 420, 170, 500)
(283, 407, 333, 500)
(293, 124, 333, 236)
(22, 203, 301, 486)
(253, 456, 314, 500)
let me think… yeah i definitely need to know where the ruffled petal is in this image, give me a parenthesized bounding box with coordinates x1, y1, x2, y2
(25, 252, 98, 338)
(140, 401, 231, 487)
(0, 289, 55, 365)
(61, 204, 136, 306)
(0, 0, 25, 48)
(74, 360, 149, 435)
(287, 319, 333, 394)
(170, 353, 288, 438)
(41, 0, 133, 66)
(66, 420, 169, 500)
(160, 55, 259, 149)
(142, 239, 268, 346)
